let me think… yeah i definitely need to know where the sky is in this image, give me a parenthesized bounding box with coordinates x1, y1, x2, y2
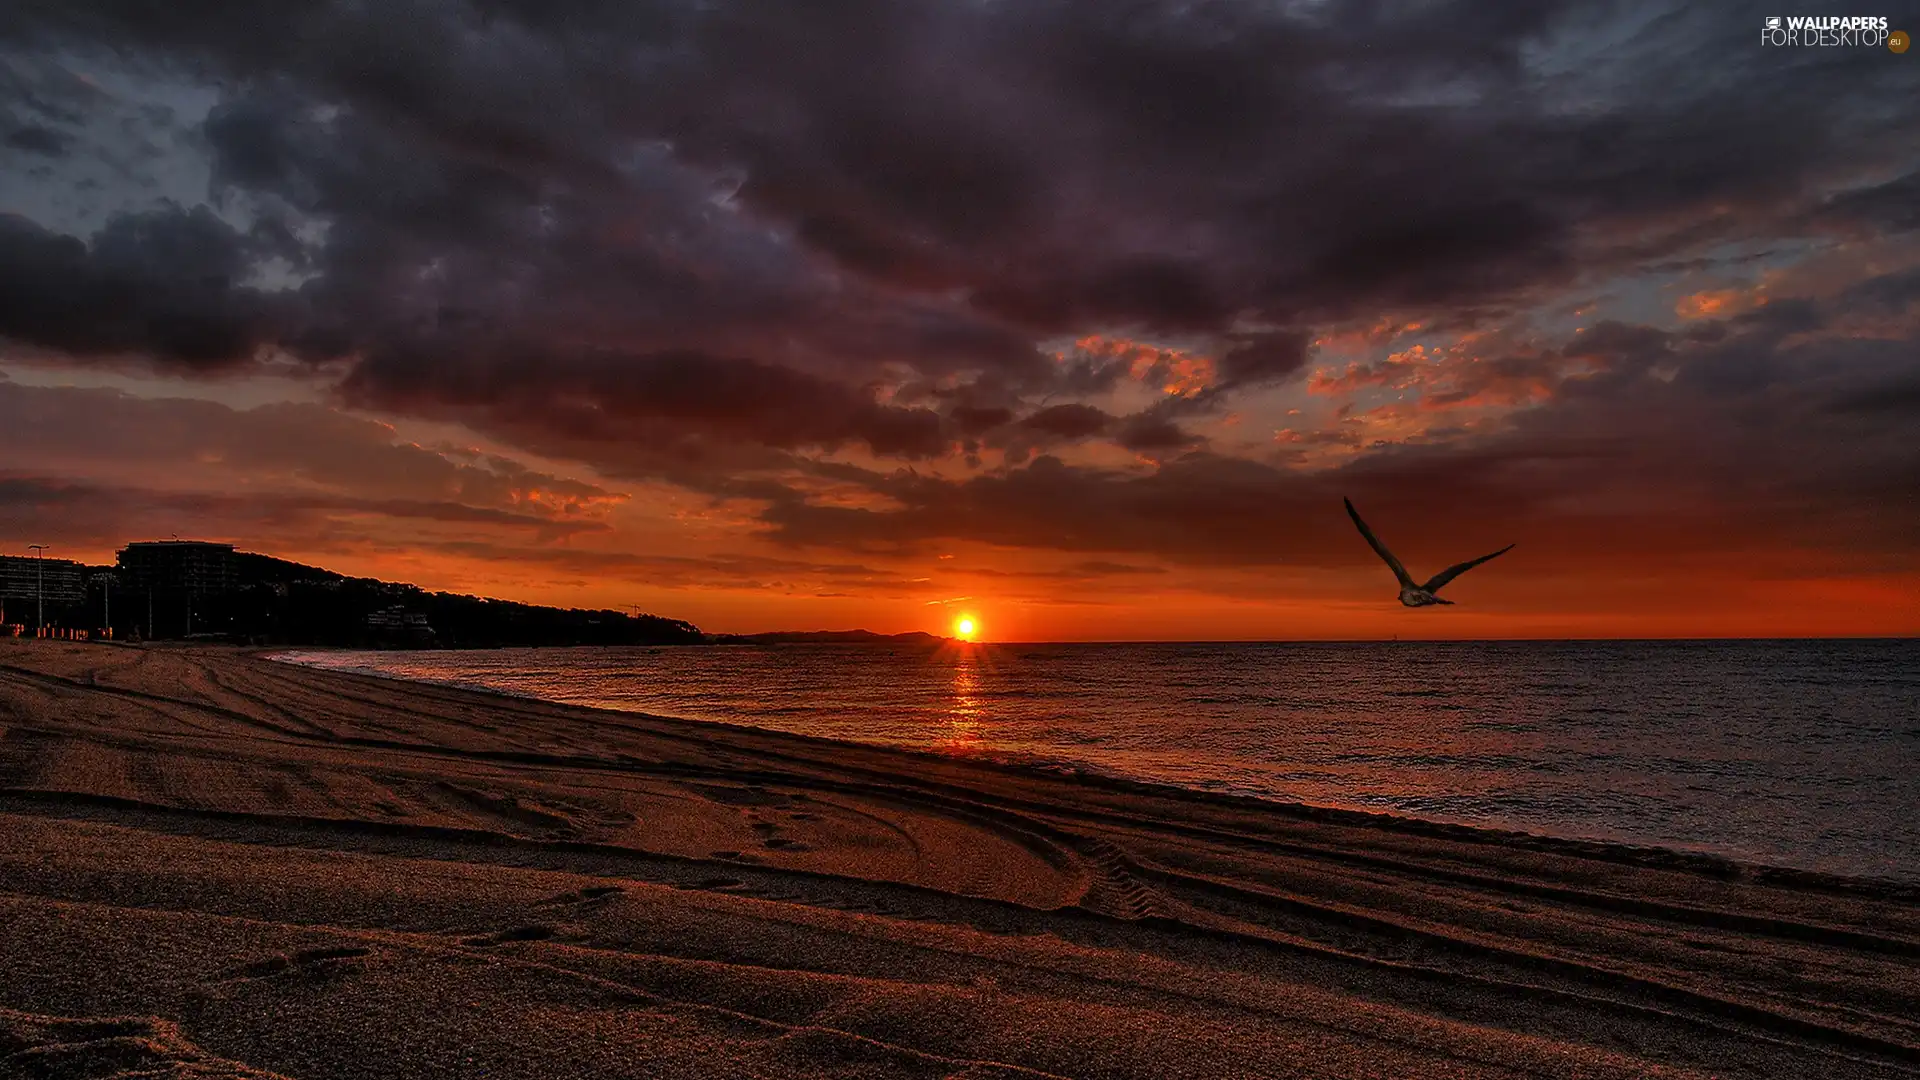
(1, 0, 1917, 640)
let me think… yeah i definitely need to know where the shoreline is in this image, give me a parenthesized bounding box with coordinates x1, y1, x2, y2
(269, 633, 1920, 647)
(266, 644, 1920, 901)
(3, 640, 1917, 1079)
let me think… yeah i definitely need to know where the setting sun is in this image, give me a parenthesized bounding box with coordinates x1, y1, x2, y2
(954, 616, 977, 640)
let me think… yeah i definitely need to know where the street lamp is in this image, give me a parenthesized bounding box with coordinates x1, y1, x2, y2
(26, 544, 47, 631)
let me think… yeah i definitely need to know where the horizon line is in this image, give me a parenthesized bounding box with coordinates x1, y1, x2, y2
(720, 634, 1920, 645)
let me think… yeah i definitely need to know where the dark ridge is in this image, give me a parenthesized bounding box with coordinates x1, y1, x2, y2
(56, 549, 705, 648)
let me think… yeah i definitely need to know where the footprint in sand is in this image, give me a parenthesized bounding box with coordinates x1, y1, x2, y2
(0, 1008, 284, 1078)
(744, 818, 811, 850)
(536, 884, 623, 907)
(231, 946, 371, 981)
(461, 924, 556, 947)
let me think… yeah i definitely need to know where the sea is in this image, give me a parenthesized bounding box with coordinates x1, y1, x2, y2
(274, 639, 1920, 885)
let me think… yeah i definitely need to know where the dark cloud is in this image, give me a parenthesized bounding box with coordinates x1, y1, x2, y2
(1021, 403, 1111, 440)
(962, 559, 1169, 580)
(12, 5, 1908, 375)
(1812, 172, 1920, 235)
(0, 473, 605, 552)
(1215, 331, 1312, 388)
(342, 345, 951, 459)
(416, 541, 922, 594)
(1115, 414, 1202, 453)
(0, 207, 286, 365)
(948, 404, 1015, 435)
(755, 277, 1920, 569)
(1826, 379, 1920, 416)
(0, 51, 109, 128)
(1, 0, 1918, 576)
(1833, 264, 1920, 314)
(0, 381, 625, 525)
(5, 124, 70, 156)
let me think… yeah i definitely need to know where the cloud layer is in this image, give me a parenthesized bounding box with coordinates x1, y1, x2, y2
(1, 0, 1917, 633)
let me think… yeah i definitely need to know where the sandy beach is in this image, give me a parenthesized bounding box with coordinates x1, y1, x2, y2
(1, 642, 1916, 1079)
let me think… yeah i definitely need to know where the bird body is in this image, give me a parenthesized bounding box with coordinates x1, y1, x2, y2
(1344, 498, 1513, 608)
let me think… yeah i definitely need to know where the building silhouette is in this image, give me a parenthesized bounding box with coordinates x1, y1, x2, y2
(116, 541, 238, 593)
(366, 605, 436, 645)
(0, 554, 86, 627)
(116, 540, 239, 637)
(0, 540, 701, 647)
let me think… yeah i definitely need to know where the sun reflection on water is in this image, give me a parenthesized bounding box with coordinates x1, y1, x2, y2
(936, 646, 985, 754)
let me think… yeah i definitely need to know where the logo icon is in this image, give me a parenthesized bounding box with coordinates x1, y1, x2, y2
(1766, 16, 1782, 28)
(1892, 29, 1911, 51)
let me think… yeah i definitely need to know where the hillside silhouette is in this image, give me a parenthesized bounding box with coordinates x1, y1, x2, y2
(75, 551, 705, 648)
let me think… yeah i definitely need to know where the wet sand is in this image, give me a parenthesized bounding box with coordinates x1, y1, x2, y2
(0, 641, 1916, 1079)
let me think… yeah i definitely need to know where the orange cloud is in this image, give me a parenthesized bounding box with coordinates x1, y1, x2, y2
(1675, 287, 1763, 320)
(1307, 344, 1436, 395)
(1070, 335, 1216, 395)
(1311, 316, 1427, 356)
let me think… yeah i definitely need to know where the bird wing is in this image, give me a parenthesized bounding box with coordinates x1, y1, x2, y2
(1344, 498, 1416, 589)
(1421, 544, 1515, 594)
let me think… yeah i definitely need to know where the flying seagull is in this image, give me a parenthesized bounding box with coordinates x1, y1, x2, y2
(1344, 497, 1514, 608)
